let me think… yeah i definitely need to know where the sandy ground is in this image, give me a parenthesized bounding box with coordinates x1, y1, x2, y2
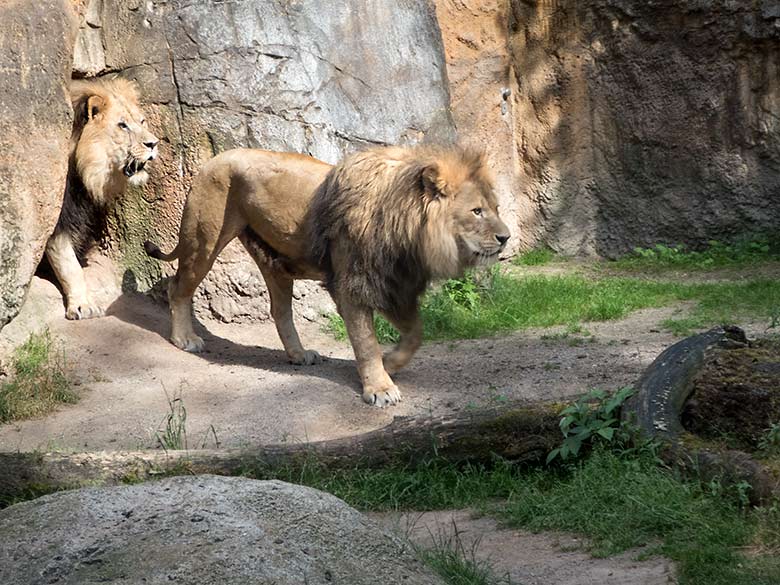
(372, 509, 676, 585)
(0, 273, 691, 452)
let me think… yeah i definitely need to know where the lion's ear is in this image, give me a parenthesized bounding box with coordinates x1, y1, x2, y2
(85, 95, 105, 121)
(421, 163, 449, 199)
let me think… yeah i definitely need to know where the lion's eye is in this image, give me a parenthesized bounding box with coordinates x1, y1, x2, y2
(140, 119, 146, 126)
(118, 121, 129, 130)
(472, 208, 483, 217)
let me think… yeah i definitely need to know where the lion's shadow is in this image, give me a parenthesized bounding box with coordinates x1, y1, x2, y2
(104, 291, 366, 395)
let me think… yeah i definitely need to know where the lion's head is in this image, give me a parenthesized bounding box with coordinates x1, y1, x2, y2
(416, 147, 510, 277)
(69, 77, 159, 204)
(309, 144, 510, 316)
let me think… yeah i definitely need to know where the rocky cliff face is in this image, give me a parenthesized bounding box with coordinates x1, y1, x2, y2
(73, 0, 455, 322)
(3, 0, 778, 330)
(0, 1, 76, 329)
(508, 0, 780, 256)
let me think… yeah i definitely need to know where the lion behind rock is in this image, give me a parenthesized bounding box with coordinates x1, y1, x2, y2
(45, 77, 158, 320)
(145, 145, 509, 407)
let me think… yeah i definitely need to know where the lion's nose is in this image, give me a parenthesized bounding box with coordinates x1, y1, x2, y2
(496, 234, 510, 246)
(144, 139, 159, 149)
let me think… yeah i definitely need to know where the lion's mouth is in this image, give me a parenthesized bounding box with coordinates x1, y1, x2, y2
(123, 159, 147, 178)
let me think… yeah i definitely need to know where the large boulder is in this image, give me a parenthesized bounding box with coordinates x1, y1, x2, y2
(509, 0, 780, 256)
(73, 0, 456, 323)
(0, 476, 444, 585)
(0, 0, 76, 330)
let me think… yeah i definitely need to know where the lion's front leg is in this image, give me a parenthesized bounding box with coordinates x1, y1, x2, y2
(45, 231, 104, 320)
(338, 299, 401, 407)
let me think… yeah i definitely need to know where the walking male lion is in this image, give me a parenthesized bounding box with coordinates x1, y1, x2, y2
(145, 145, 509, 407)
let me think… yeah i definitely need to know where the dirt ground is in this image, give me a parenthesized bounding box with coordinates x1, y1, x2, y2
(372, 509, 677, 585)
(0, 274, 691, 452)
(4, 269, 759, 585)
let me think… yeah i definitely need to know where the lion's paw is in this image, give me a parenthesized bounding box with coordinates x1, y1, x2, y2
(362, 384, 402, 408)
(65, 303, 105, 320)
(171, 334, 205, 353)
(289, 350, 324, 366)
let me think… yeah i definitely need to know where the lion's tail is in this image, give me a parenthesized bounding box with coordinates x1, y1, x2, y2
(144, 240, 179, 262)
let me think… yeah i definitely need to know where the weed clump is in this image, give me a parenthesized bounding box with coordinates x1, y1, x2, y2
(0, 330, 75, 423)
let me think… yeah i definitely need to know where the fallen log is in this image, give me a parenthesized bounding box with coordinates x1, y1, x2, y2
(1, 401, 562, 504)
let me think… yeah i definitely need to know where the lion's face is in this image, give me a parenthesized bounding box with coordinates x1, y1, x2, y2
(448, 178, 510, 268)
(420, 154, 510, 277)
(72, 78, 159, 200)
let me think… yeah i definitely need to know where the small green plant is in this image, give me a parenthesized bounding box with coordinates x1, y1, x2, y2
(417, 520, 510, 585)
(546, 387, 636, 464)
(758, 422, 780, 455)
(0, 329, 75, 423)
(155, 383, 188, 451)
(441, 272, 481, 311)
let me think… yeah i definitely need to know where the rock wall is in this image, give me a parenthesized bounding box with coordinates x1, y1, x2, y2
(4, 0, 779, 330)
(73, 0, 456, 323)
(509, 0, 780, 257)
(431, 0, 526, 255)
(0, 1, 76, 330)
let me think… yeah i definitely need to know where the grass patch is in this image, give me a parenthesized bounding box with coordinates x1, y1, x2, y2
(325, 268, 780, 343)
(0, 330, 75, 423)
(503, 451, 779, 585)
(249, 450, 780, 585)
(513, 247, 558, 266)
(259, 458, 520, 512)
(418, 525, 510, 585)
(613, 237, 780, 271)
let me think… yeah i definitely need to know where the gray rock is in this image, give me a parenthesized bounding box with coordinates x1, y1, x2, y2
(0, 475, 445, 585)
(0, 1, 76, 331)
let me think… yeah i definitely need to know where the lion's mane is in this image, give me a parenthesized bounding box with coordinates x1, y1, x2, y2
(309, 145, 491, 320)
(59, 77, 148, 252)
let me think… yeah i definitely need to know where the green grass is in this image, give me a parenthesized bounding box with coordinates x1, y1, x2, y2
(0, 330, 75, 423)
(418, 529, 510, 585)
(263, 458, 520, 511)
(325, 269, 780, 343)
(503, 452, 755, 581)
(513, 247, 558, 266)
(248, 451, 780, 585)
(613, 237, 780, 271)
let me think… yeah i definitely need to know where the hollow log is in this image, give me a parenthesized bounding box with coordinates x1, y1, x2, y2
(0, 401, 562, 504)
(622, 325, 748, 441)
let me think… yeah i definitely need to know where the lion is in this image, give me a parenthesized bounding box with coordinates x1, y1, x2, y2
(44, 77, 159, 320)
(144, 145, 510, 407)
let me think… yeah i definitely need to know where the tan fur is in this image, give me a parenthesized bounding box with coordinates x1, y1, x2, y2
(146, 145, 509, 407)
(45, 77, 159, 320)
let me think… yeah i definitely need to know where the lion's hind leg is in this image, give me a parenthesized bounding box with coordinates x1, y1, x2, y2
(167, 229, 238, 352)
(239, 231, 322, 366)
(45, 230, 104, 320)
(381, 312, 423, 375)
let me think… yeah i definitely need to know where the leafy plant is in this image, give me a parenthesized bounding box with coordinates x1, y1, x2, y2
(546, 387, 636, 464)
(441, 273, 481, 311)
(758, 422, 780, 455)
